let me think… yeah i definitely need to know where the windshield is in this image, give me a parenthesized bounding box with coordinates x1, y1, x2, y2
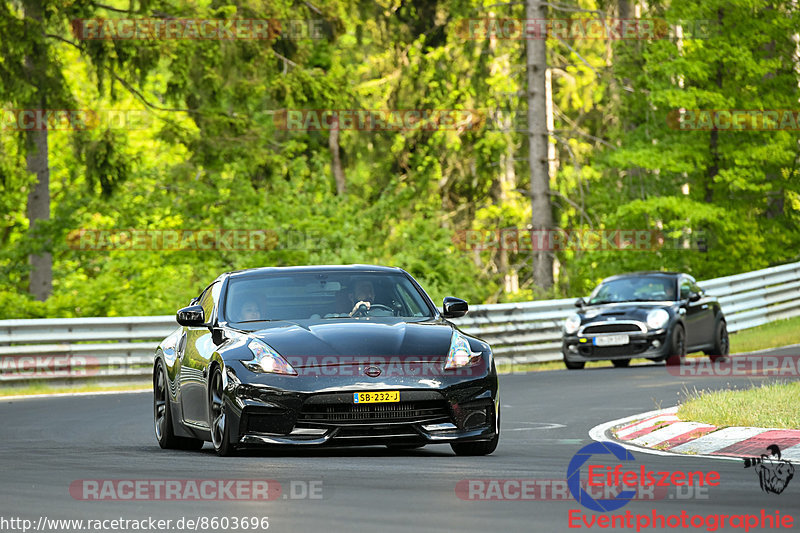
(224, 271, 435, 322)
(587, 276, 676, 305)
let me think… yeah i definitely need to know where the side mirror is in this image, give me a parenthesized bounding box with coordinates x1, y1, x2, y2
(442, 296, 468, 318)
(575, 297, 585, 308)
(689, 292, 702, 303)
(177, 305, 205, 327)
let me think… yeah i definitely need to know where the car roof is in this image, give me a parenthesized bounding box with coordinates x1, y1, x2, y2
(601, 271, 684, 282)
(225, 264, 404, 279)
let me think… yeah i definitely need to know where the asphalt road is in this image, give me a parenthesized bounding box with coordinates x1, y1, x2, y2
(3, 350, 800, 533)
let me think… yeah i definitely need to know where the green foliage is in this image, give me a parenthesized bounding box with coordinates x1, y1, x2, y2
(1, 0, 799, 319)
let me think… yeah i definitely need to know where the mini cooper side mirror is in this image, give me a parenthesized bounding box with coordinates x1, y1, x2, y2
(177, 304, 205, 327)
(574, 297, 585, 308)
(689, 292, 702, 303)
(442, 297, 469, 318)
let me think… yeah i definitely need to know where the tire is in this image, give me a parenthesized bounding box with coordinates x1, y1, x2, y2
(209, 366, 236, 456)
(612, 359, 631, 368)
(707, 321, 729, 362)
(451, 406, 499, 456)
(563, 356, 585, 370)
(665, 325, 686, 366)
(154, 363, 204, 450)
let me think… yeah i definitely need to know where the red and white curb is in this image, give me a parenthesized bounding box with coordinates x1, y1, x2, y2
(589, 407, 800, 461)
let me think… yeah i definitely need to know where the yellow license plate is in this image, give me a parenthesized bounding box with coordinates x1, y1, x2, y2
(353, 391, 399, 404)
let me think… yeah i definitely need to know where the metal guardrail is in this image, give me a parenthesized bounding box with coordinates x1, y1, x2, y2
(1, 261, 799, 381)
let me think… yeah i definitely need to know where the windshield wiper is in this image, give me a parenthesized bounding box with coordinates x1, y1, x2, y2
(234, 318, 276, 323)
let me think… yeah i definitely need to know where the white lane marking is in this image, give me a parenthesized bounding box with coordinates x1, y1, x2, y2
(669, 427, 770, 455)
(616, 411, 679, 439)
(506, 423, 566, 431)
(587, 407, 742, 462)
(1, 389, 150, 402)
(630, 421, 716, 448)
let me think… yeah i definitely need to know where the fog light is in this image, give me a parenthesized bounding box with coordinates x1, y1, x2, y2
(422, 423, 457, 432)
(569, 345, 578, 353)
(652, 340, 661, 348)
(289, 428, 327, 436)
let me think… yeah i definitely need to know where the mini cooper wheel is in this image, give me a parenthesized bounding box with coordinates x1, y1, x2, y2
(665, 325, 686, 366)
(209, 366, 236, 456)
(154, 363, 203, 450)
(563, 356, 585, 370)
(706, 321, 729, 362)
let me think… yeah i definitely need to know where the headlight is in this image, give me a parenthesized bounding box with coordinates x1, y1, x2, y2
(564, 313, 581, 334)
(246, 339, 297, 375)
(646, 309, 669, 330)
(444, 331, 482, 370)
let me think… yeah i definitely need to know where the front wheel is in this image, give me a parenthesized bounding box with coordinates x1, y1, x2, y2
(706, 321, 729, 362)
(665, 325, 686, 366)
(209, 366, 236, 456)
(451, 406, 499, 456)
(563, 355, 585, 370)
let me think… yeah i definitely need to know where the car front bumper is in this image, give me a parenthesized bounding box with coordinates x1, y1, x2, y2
(222, 360, 499, 447)
(562, 328, 670, 363)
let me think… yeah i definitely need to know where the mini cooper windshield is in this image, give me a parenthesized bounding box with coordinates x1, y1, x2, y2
(587, 276, 677, 305)
(224, 271, 436, 323)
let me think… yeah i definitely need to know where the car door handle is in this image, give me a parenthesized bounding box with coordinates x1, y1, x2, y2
(701, 305, 708, 309)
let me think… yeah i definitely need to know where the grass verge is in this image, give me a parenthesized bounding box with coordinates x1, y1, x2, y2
(678, 381, 800, 429)
(728, 315, 800, 354)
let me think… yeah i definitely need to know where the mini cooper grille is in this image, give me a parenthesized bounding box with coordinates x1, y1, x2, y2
(582, 323, 642, 334)
(298, 400, 451, 425)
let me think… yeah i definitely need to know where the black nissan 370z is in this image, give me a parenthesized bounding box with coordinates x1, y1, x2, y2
(561, 271, 729, 370)
(153, 265, 499, 456)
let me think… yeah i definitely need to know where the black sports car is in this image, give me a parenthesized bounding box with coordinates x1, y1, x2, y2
(561, 271, 729, 369)
(153, 265, 499, 456)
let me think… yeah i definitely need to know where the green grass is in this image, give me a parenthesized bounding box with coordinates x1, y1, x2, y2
(0, 379, 150, 397)
(678, 381, 800, 429)
(728, 315, 800, 354)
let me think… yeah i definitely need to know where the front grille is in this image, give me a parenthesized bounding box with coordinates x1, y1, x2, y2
(298, 400, 451, 426)
(582, 323, 642, 334)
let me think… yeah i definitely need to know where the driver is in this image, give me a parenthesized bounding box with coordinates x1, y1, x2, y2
(349, 280, 376, 317)
(237, 297, 262, 321)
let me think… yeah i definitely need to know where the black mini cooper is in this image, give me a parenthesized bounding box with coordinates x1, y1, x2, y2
(561, 272, 729, 369)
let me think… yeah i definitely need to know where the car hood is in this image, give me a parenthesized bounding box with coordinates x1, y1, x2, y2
(580, 301, 676, 323)
(241, 319, 454, 361)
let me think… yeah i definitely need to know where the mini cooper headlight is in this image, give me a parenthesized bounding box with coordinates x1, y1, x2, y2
(564, 313, 581, 334)
(646, 309, 670, 330)
(444, 331, 482, 370)
(246, 339, 297, 375)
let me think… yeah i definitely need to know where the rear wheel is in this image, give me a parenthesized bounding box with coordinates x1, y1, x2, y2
(665, 325, 686, 366)
(612, 359, 631, 368)
(706, 321, 729, 362)
(209, 366, 236, 456)
(153, 363, 203, 450)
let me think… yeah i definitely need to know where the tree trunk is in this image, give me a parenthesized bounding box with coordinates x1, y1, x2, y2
(23, 0, 52, 301)
(526, 0, 554, 290)
(26, 126, 51, 301)
(329, 126, 346, 195)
